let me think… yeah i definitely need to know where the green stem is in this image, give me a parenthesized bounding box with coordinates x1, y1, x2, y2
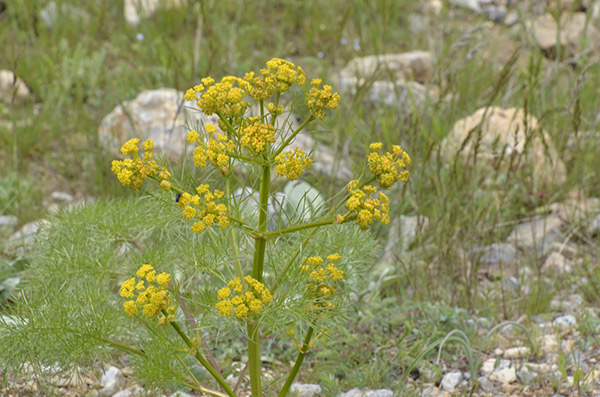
(278, 327, 314, 397)
(247, 161, 271, 396)
(252, 164, 271, 282)
(168, 319, 235, 397)
(247, 320, 262, 396)
(175, 355, 229, 397)
(272, 115, 315, 158)
(262, 215, 356, 240)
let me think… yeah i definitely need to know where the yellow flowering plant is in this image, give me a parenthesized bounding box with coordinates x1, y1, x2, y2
(109, 58, 411, 396)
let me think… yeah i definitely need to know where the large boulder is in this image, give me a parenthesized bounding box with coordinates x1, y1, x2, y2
(528, 12, 600, 58)
(336, 52, 437, 114)
(98, 88, 215, 160)
(440, 107, 566, 188)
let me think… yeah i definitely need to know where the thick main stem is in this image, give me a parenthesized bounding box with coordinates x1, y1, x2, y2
(248, 163, 271, 396)
(278, 326, 314, 396)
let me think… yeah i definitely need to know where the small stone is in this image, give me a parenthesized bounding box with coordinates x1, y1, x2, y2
(478, 376, 494, 393)
(39, 1, 90, 28)
(542, 334, 560, 355)
(506, 215, 564, 257)
(553, 314, 576, 331)
(49, 191, 74, 203)
(482, 359, 517, 384)
(0, 215, 17, 229)
(290, 383, 323, 396)
(542, 252, 574, 275)
(124, 0, 182, 26)
(170, 392, 193, 397)
(517, 368, 537, 384)
(528, 13, 600, 59)
(483, 5, 507, 22)
(494, 348, 504, 356)
(469, 243, 516, 265)
(0, 70, 31, 104)
(421, 386, 444, 397)
(590, 214, 600, 235)
(441, 371, 463, 391)
(504, 347, 531, 359)
(98, 366, 125, 396)
(340, 388, 395, 397)
(449, 0, 481, 13)
(550, 300, 576, 312)
(504, 11, 518, 26)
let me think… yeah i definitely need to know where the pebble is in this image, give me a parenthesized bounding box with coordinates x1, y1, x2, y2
(504, 347, 531, 359)
(469, 243, 516, 265)
(481, 359, 517, 384)
(98, 366, 125, 396)
(440, 371, 462, 391)
(542, 334, 560, 355)
(478, 376, 494, 393)
(553, 314, 577, 331)
(340, 388, 395, 397)
(291, 383, 323, 396)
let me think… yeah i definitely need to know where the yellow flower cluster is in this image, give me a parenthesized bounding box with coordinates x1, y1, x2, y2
(120, 264, 175, 325)
(243, 58, 306, 101)
(307, 79, 341, 120)
(111, 138, 172, 190)
(345, 181, 390, 230)
(300, 254, 344, 309)
(215, 276, 273, 320)
(275, 148, 312, 180)
(177, 184, 229, 234)
(367, 142, 411, 189)
(185, 76, 250, 120)
(187, 124, 235, 175)
(240, 117, 275, 153)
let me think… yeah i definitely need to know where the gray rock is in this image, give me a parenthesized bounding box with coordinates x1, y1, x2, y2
(39, 1, 90, 28)
(478, 376, 494, 393)
(124, 0, 182, 26)
(483, 5, 507, 22)
(384, 215, 429, 256)
(542, 334, 560, 355)
(0, 215, 17, 229)
(49, 191, 74, 203)
(481, 359, 517, 384)
(290, 383, 323, 396)
(504, 11, 519, 26)
(421, 386, 443, 397)
(553, 314, 577, 331)
(441, 371, 463, 391)
(542, 252, 574, 275)
(449, 0, 481, 12)
(589, 214, 600, 235)
(336, 52, 438, 115)
(0, 70, 31, 104)
(338, 51, 434, 86)
(501, 276, 520, 292)
(99, 366, 125, 396)
(506, 215, 564, 256)
(340, 388, 394, 397)
(517, 367, 537, 384)
(528, 13, 600, 59)
(469, 243, 516, 265)
(169, 392, 193, 397)
(504, 346, 531, 359)
(99, 88, 217, 161)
